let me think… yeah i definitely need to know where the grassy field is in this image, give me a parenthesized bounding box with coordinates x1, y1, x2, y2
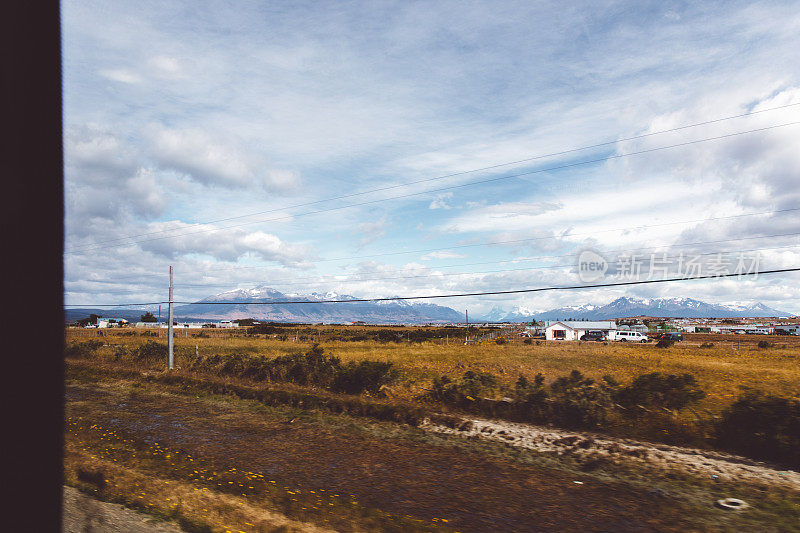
(66, 327, 800, 413)
(64, 373, 800, 532)
(64, 326, 800, 532)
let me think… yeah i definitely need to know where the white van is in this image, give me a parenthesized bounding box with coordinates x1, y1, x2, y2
(609, 330, 649, 343)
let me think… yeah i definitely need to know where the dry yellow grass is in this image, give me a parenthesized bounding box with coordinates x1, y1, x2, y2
(66, 327, 800, 413)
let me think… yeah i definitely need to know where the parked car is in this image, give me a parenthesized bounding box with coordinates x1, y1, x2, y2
(610, 331, 649, 343)
(580, 330, 607, 341)
(655, 332, 683, 342)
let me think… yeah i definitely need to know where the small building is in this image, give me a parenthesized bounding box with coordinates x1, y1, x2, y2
(545, 321, 617, 341)
(97, 318, 129, 328)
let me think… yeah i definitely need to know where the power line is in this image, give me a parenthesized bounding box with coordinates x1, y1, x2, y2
(64, 266, 800, 307)
(90, 207, 799, 279)
(65, 121, 800, 254)
(173, 267, 800, 304)
(175, 242, 800, 288)
(67, 231, 800, 288)
(65, 101, 800, 251)
(246, 209, 800, 267)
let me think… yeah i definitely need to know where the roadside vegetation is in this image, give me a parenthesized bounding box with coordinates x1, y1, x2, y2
(65, 327, 800, 469)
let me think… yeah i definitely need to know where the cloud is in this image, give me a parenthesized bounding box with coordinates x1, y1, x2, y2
(64, 125, 168, 234)
(355, 216, 390, 249)
(99, 68, 141, 84)
(61, 1, 800, 313)
(146, 124, 298, 190)
(421, 251, 466, 260)
(146, 55, 185, 78)
(137, 221, 315, 266)
(429, 192, 453, 210)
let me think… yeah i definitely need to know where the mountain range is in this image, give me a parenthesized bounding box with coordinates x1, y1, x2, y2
(65, 289, 793, 324)
(482, 297, 792, 321)
(171, 286, 464, 323)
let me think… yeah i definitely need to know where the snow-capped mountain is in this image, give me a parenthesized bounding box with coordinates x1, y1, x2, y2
(171, 285, 463, 323)
(481, 305, 544, 322)
(510, 297, 791, 320)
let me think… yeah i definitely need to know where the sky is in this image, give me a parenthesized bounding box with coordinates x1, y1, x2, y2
(62, 0, 800, 316)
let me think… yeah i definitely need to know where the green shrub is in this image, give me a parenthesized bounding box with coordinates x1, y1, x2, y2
(523, 338, 532, 345)
(64, 340, 104, 359)
(700, 342, 714, 348)
(758, 340, 774, 349)
(548, 370, 617, 428)
(134, 341, 168, 362)
(331, 360, 398, 395)
(495, 337, 507, 345)
(432, 370, 498, 405)
(614, 372, 705, 413)
(655, 339, 674, 348)
(188, 344, 397, 395)
(715, 390, 800, 469)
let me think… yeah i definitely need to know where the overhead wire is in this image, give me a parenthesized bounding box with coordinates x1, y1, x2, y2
(64, 101, 800, 251)
(68, 239, 800, 291)
(65, 121, 800, 254)
(64, 267, 800, 307)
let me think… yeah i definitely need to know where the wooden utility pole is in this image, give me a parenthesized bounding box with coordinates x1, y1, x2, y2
(168, 266, 174, 369)
(465, 310, 469, 344)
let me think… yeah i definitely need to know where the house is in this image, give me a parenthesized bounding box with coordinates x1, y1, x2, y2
(545, 321, 617, 341)
(97, 318, 129, 328)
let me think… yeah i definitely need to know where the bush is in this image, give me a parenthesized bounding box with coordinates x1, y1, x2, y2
(548, 370, 617, 428)
(715, 390, 800, 469)
(332, 360, 398, 395)
(64, 340, 104, 359)
(133, 340, 168, 362)
(189, 344, 398, 395)
(614, 372, 706, 413)
(758, 340, 774, 349)
(656, 339, 674, 348)
(523, 338, 532, 345)
(700, 342, 714, 348)
(495, 337, 507, 345)
(432, 370, 498, 405)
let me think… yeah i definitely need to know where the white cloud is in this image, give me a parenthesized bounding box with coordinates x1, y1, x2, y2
(61, 1, 800, 313)
(99, 68, 141, 84)
(146, 55, 185, 78)
(428, 192, 453, 210)
(145, 124, 299, 190)
(421, 251, 466, 260)
(355, 216, 390, 249)
(137, 221, 314, 266)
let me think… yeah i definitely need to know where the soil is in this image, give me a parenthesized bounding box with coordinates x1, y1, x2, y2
(62, 485, 186, 533)
(66, 381, 700, 532)
(421, 416, 800, 490)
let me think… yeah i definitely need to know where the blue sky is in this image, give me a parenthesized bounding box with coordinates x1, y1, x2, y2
(63, 0, 800, 315)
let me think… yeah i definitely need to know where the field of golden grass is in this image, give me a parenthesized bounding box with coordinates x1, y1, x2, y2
(66, 327, 800, 415)
(64, 326, 800, 532)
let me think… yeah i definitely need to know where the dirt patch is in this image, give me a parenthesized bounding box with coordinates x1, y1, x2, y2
(62, 486, 186, 533)
(66, 381, 699, 532)
(421, 416, 800, 490)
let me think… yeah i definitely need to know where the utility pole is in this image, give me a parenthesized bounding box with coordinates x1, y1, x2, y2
(465, 310, 469, 345)
(168, 266, 174, 370)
